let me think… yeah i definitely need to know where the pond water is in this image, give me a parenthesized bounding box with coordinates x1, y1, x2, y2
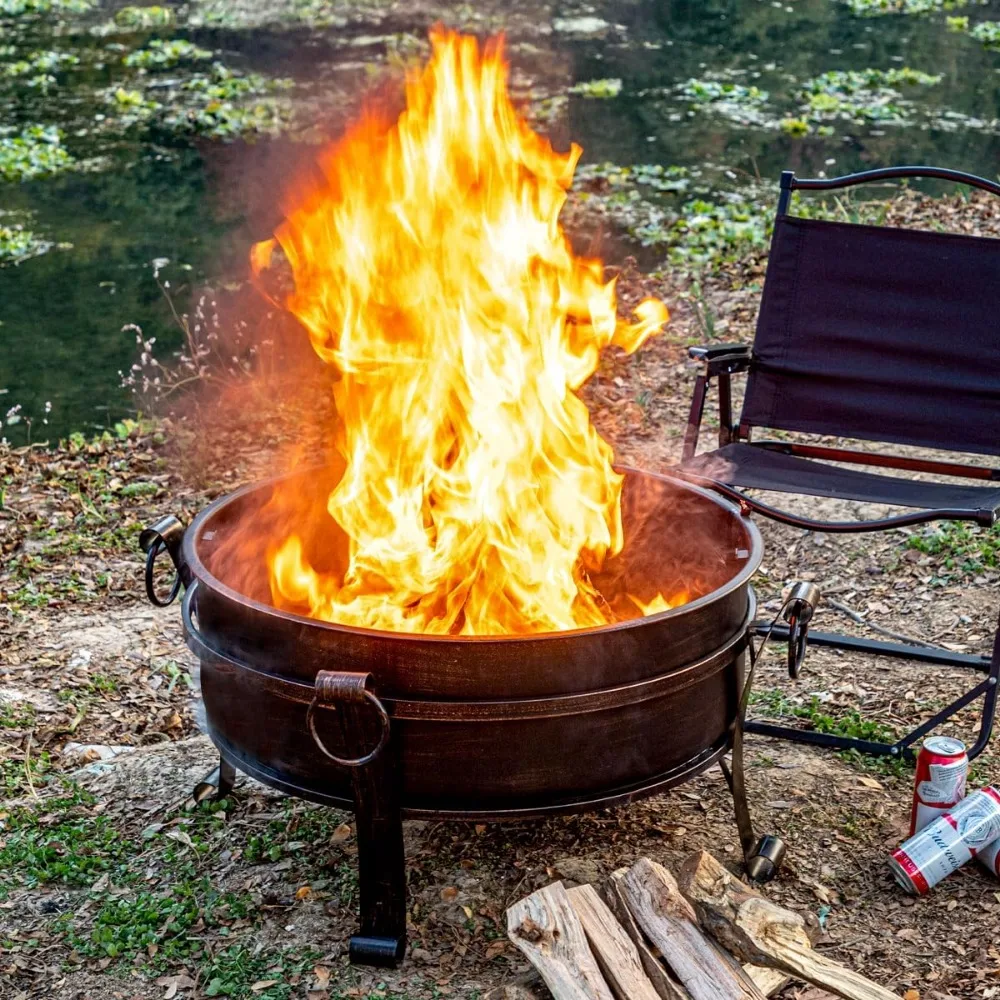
(2, 0, 999, 443)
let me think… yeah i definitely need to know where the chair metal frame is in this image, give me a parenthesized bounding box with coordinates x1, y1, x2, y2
(679, 166, 1000, 762)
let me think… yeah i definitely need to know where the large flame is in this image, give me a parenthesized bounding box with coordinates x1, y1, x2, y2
(255, 28, 670, 635)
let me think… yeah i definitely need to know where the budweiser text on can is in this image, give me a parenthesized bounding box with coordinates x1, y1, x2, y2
(890, 786, 1000, 895)
(979, 839, 1000, 879)
(909, 735, 969, 835)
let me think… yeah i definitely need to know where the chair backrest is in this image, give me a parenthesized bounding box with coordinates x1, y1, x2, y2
(741, 168, 1000, 458)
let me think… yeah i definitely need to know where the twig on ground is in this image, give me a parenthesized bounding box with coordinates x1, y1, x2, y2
(24, 731, 39, 799)
(827, 599, 940, 649)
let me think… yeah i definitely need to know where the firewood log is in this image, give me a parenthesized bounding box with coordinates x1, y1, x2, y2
(620, 858, 767, 1000)
(678, 851, 899, 1000)
(609, 868, 785, 998)
(507, 881, 615, 1000)
(566, 884, 665, 1000)
(605, 869, 692, 1000)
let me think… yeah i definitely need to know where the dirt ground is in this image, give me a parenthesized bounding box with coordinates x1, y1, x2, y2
(3, 187, 1000, 1000)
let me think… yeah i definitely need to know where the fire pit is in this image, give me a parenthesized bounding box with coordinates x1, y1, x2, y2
(139, 28, 776, 967)
(140, 466, 761, 965)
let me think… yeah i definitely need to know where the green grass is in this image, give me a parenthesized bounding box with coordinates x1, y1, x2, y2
(67, 880, 255, 962)
(906, 521, 1000, 574)
(0, 803, 139, 893)
(0, 700, 36, 728)
(198, 944, 325, 999)
(750, 688, 909, 776)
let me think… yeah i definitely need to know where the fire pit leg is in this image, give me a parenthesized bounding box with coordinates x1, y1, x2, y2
(192, 753, 236, 804)
(347, 730, 406, 967)
(308, 670, 407, 968)
(721, 629, 786, 884)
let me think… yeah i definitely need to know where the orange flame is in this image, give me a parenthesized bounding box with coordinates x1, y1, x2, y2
(255, 28, 669, 635)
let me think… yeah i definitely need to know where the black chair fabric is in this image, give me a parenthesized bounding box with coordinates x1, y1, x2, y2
(742, 215, 1000, 458)
(683, 443, 1000, 516)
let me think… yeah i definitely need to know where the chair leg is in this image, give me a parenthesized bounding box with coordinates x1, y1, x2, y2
(746, 612, 1000, 762)
(682, 374, 709, 461)
(967, 612, 1000, 760)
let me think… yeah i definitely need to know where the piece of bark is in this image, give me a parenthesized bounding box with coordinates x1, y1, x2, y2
(620, 858, 767, 1000)
(606, 869, 691, 1000)
(507, 881, 615, 1000)
(567, 884, 664, 1000)
(678, 851, 899, 1000)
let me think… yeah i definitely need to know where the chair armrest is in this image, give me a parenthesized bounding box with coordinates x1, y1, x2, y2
(688, 343, 753, 376)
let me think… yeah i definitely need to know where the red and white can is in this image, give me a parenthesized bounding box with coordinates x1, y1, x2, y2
(890, 786, 1000, 895)
(980, 839, 1000, 879)
(909, 736, 969, 835)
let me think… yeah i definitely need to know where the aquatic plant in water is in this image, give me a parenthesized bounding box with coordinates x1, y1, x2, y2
(0, 222, 53, 264)
(0, 125, 75, 182)
(123, 39, 214, 70)
(970, 21, 1000, 49)
(569, 78, 622, 99)
(678, 78, 773, 128)
(0, 0, 91, 15)
(799, 67, 941, 124)
(113, 5, 173, 28)
(844, 0, 978, 15)
(2, 48, 79, 88)
(575, 162, 691, 194)
(103, 64, 294, 139)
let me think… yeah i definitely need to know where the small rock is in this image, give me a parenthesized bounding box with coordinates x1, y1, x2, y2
(63, 742, 135, 762)
(551, 857, 607, 886)
(68, 649, 92, 670)
(552, 16, 609, 34)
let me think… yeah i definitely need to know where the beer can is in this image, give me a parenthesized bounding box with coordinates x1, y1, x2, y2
(909, 736, 969, 835)
(890, 786, 1000, 895)
(979, 838, 1000, 879)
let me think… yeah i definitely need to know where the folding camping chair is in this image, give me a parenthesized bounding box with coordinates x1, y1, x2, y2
(678, 166, 1000, 763)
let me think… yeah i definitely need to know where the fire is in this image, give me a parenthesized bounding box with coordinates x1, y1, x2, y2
(254, 28, 670, 635)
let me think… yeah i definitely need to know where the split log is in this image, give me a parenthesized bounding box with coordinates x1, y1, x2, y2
(567, 884, 664, 1000)
(620, 858, 767, 1000)
(678, 851, 899, 1000)
(742, 966, 790, 997)
(606, 869, 691, 1000)
(609, 868, 784, 998)
(507, 881, 615, 1000)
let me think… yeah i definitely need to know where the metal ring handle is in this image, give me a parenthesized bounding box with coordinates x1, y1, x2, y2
(145, 537, 182, 607)
(307, 690, 391, 768)
(786, 615, 808, 679)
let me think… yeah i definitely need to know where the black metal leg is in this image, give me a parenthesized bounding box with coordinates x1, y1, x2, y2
(747, 613, 1000, 762)
(314, 673, 406, 968)
(192, 752, 236, 803)
(345, 704, 406, 968)
(968, 612, 1000, 760)
(722, 637, 785, 884)
(721, 736, 785, 884)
